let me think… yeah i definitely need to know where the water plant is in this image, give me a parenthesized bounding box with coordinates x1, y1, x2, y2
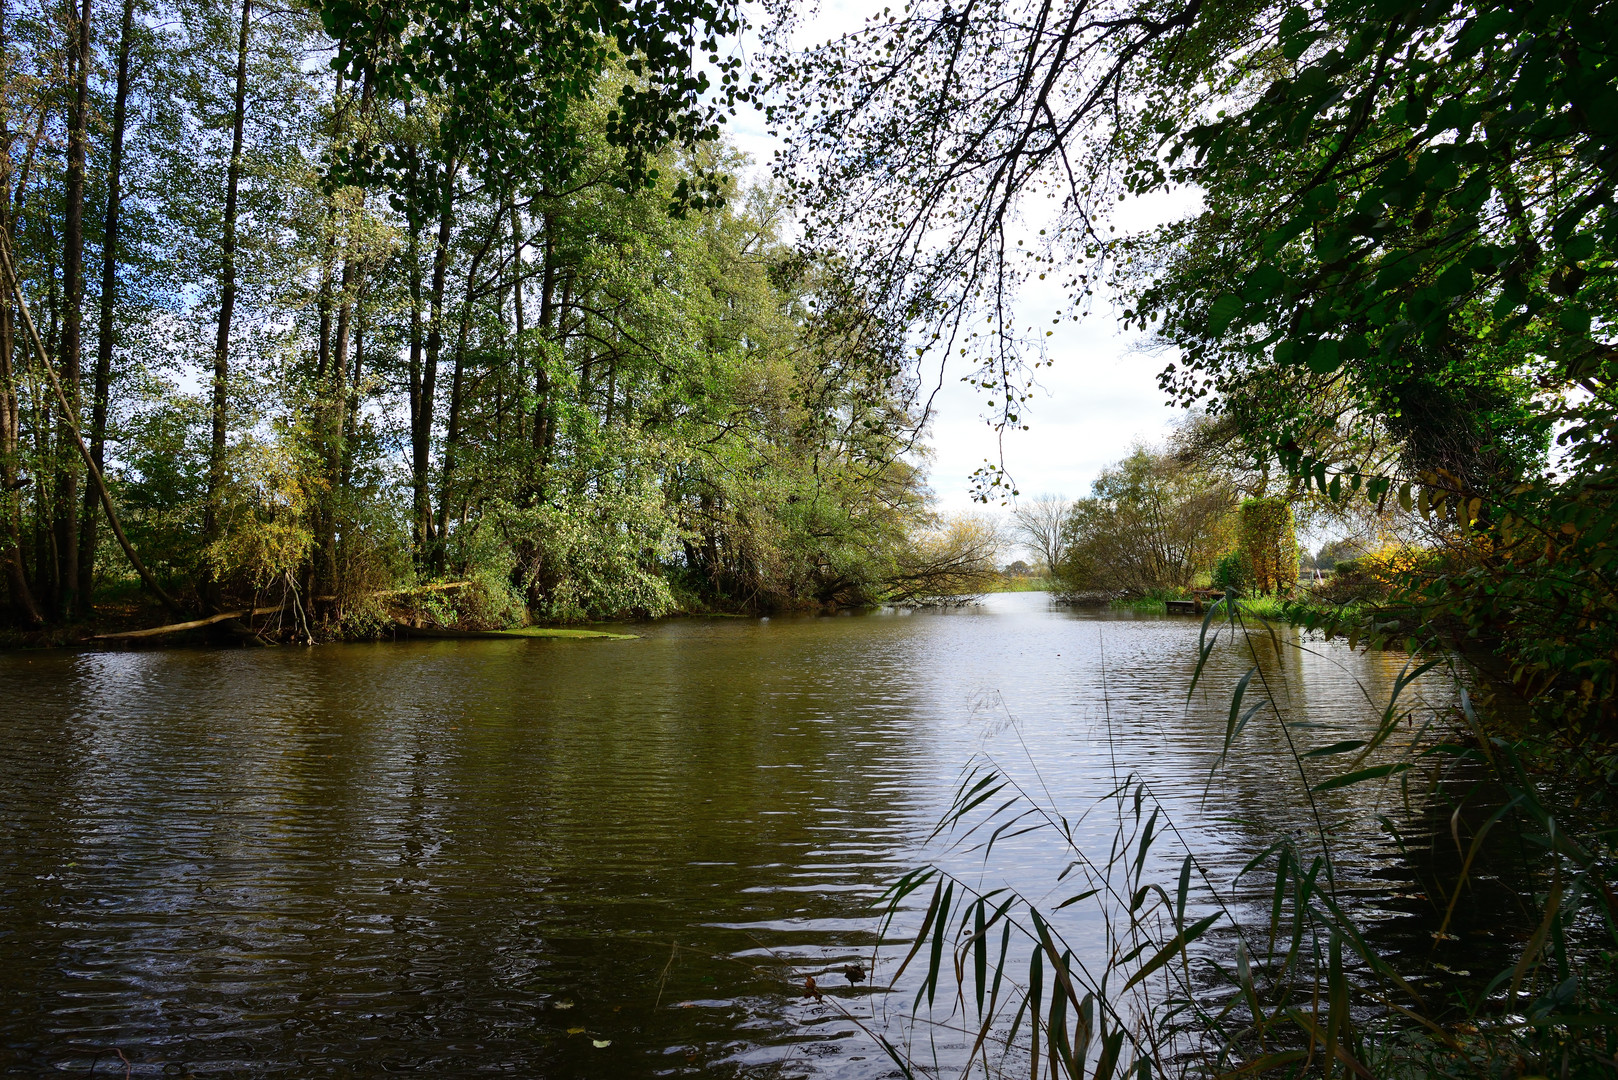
(862, 595, 1617, 1078)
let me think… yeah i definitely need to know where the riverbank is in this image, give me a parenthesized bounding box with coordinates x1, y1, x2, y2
(0, 588, 640, 649)
(1105, 588, 1366, 624)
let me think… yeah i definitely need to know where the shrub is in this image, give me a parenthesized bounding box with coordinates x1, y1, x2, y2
(1236, 496, 1298, 595)
(1311, 545, 1422, 605)
(1210, 548, 1249, 591)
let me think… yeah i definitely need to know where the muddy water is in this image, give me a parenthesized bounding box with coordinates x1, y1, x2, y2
(0, 594, 1462, 1076)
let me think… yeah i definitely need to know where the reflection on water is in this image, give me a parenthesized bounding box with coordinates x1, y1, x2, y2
(0, 594, 1460, 1076)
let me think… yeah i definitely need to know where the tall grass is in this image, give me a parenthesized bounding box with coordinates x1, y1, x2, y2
(859, 592, 1616, 1078)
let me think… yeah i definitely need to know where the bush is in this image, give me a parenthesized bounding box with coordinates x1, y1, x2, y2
(1210, 548, 1249, 591)
(1236, 496, 1298, 596)
(1310, 546, 1421, 606)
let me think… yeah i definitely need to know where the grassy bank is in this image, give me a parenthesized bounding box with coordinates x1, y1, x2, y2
(1108, 588, 1364, 625)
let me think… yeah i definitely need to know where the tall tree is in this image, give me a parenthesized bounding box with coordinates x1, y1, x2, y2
(1011, 493, 1072, 575)
(78, 0, 137, 614)
(204, 0, 250, 598)
(56, 0, 92, 615)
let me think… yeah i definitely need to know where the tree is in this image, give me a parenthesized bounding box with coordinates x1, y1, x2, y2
(1057, 445, 1234, 595)
(1011, 493, 1071, 575)
(78, 0, 138, 614)
(1235, 496, 1298, 596)
(888, 514, 1005, 604)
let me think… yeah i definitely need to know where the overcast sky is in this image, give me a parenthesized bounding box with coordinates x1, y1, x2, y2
(726, 0, 1194, 515)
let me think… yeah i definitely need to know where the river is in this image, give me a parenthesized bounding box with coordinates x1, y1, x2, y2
(1, 593, 1466, 1077)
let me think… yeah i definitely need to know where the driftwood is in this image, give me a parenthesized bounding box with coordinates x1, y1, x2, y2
(91, 582, 472, 641)
(385, 581, 470, 595)
(91, 582, 474, 642)
(93, 604, 286, 640)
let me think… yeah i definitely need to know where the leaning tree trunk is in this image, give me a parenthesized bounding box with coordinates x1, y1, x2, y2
(0, 4, 42, 626)
(0, 235, 184, 615)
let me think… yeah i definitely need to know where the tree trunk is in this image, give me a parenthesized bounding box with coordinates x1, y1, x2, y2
(37, 246, 59, 607)
(414, 156, 457, 564)
(320, 252, 355, 594)
(343, 289, 365, 493)
(57, 0, 92, 616)
(206, 0, 251, 597)
(434, 322, 467, 570)
(435, 233, 495, 570)
(508, 203, 524, 442)
(406, 180, 428, 563)
(78, 0, 135, 615)
(532, 213, 556, 461)
(0, 305, 41, 625)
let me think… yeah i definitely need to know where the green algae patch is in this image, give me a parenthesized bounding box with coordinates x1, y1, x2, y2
(494, 627, 638, 640)
(393, 623, 637, 641)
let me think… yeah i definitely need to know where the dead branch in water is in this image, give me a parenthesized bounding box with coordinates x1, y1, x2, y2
(92, 605, 286, 640)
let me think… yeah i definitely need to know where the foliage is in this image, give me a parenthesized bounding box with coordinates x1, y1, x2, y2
(496, 461, 678, 622)
(201, 428, 316, 594)
(0, 2, 945, 634)
(321, 0, 749, 208)
(1236, 496, 1299, 597)
(773, 0, 1618, 736)
(1211, 547, 1249, 592)
(1117, 0, 1618, 736)
(1056, 444, 1235, 596)
(887, 513, 1006, 605)
(1314, 538, 1368, 572)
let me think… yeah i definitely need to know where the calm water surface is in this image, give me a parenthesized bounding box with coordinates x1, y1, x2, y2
(0, 594, 1461, 1077)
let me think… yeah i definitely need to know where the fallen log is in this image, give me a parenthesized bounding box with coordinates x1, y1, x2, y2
(93, 604, 287, 640)
(92, 581, 480, 642)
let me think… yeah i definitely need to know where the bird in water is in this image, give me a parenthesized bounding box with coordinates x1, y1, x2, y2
(840, 962, 866, 984)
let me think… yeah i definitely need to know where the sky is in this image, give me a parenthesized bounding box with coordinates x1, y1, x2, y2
(725, 0, 1192, 515)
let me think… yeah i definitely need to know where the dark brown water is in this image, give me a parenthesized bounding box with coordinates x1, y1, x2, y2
(0, 594, 1461, 1077)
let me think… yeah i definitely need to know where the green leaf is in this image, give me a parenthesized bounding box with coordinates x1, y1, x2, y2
(1123, 912, 1220, 991)
(1435, 263, 1474, 299)
(1208, 293, 1244, 336)
(1310, 762, 1411, 792)
(1559, 305, 1592, 337)
(1306, 338, 1341, 373)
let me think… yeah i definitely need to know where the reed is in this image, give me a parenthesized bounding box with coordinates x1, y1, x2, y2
(866, 591, 1616, 1078)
